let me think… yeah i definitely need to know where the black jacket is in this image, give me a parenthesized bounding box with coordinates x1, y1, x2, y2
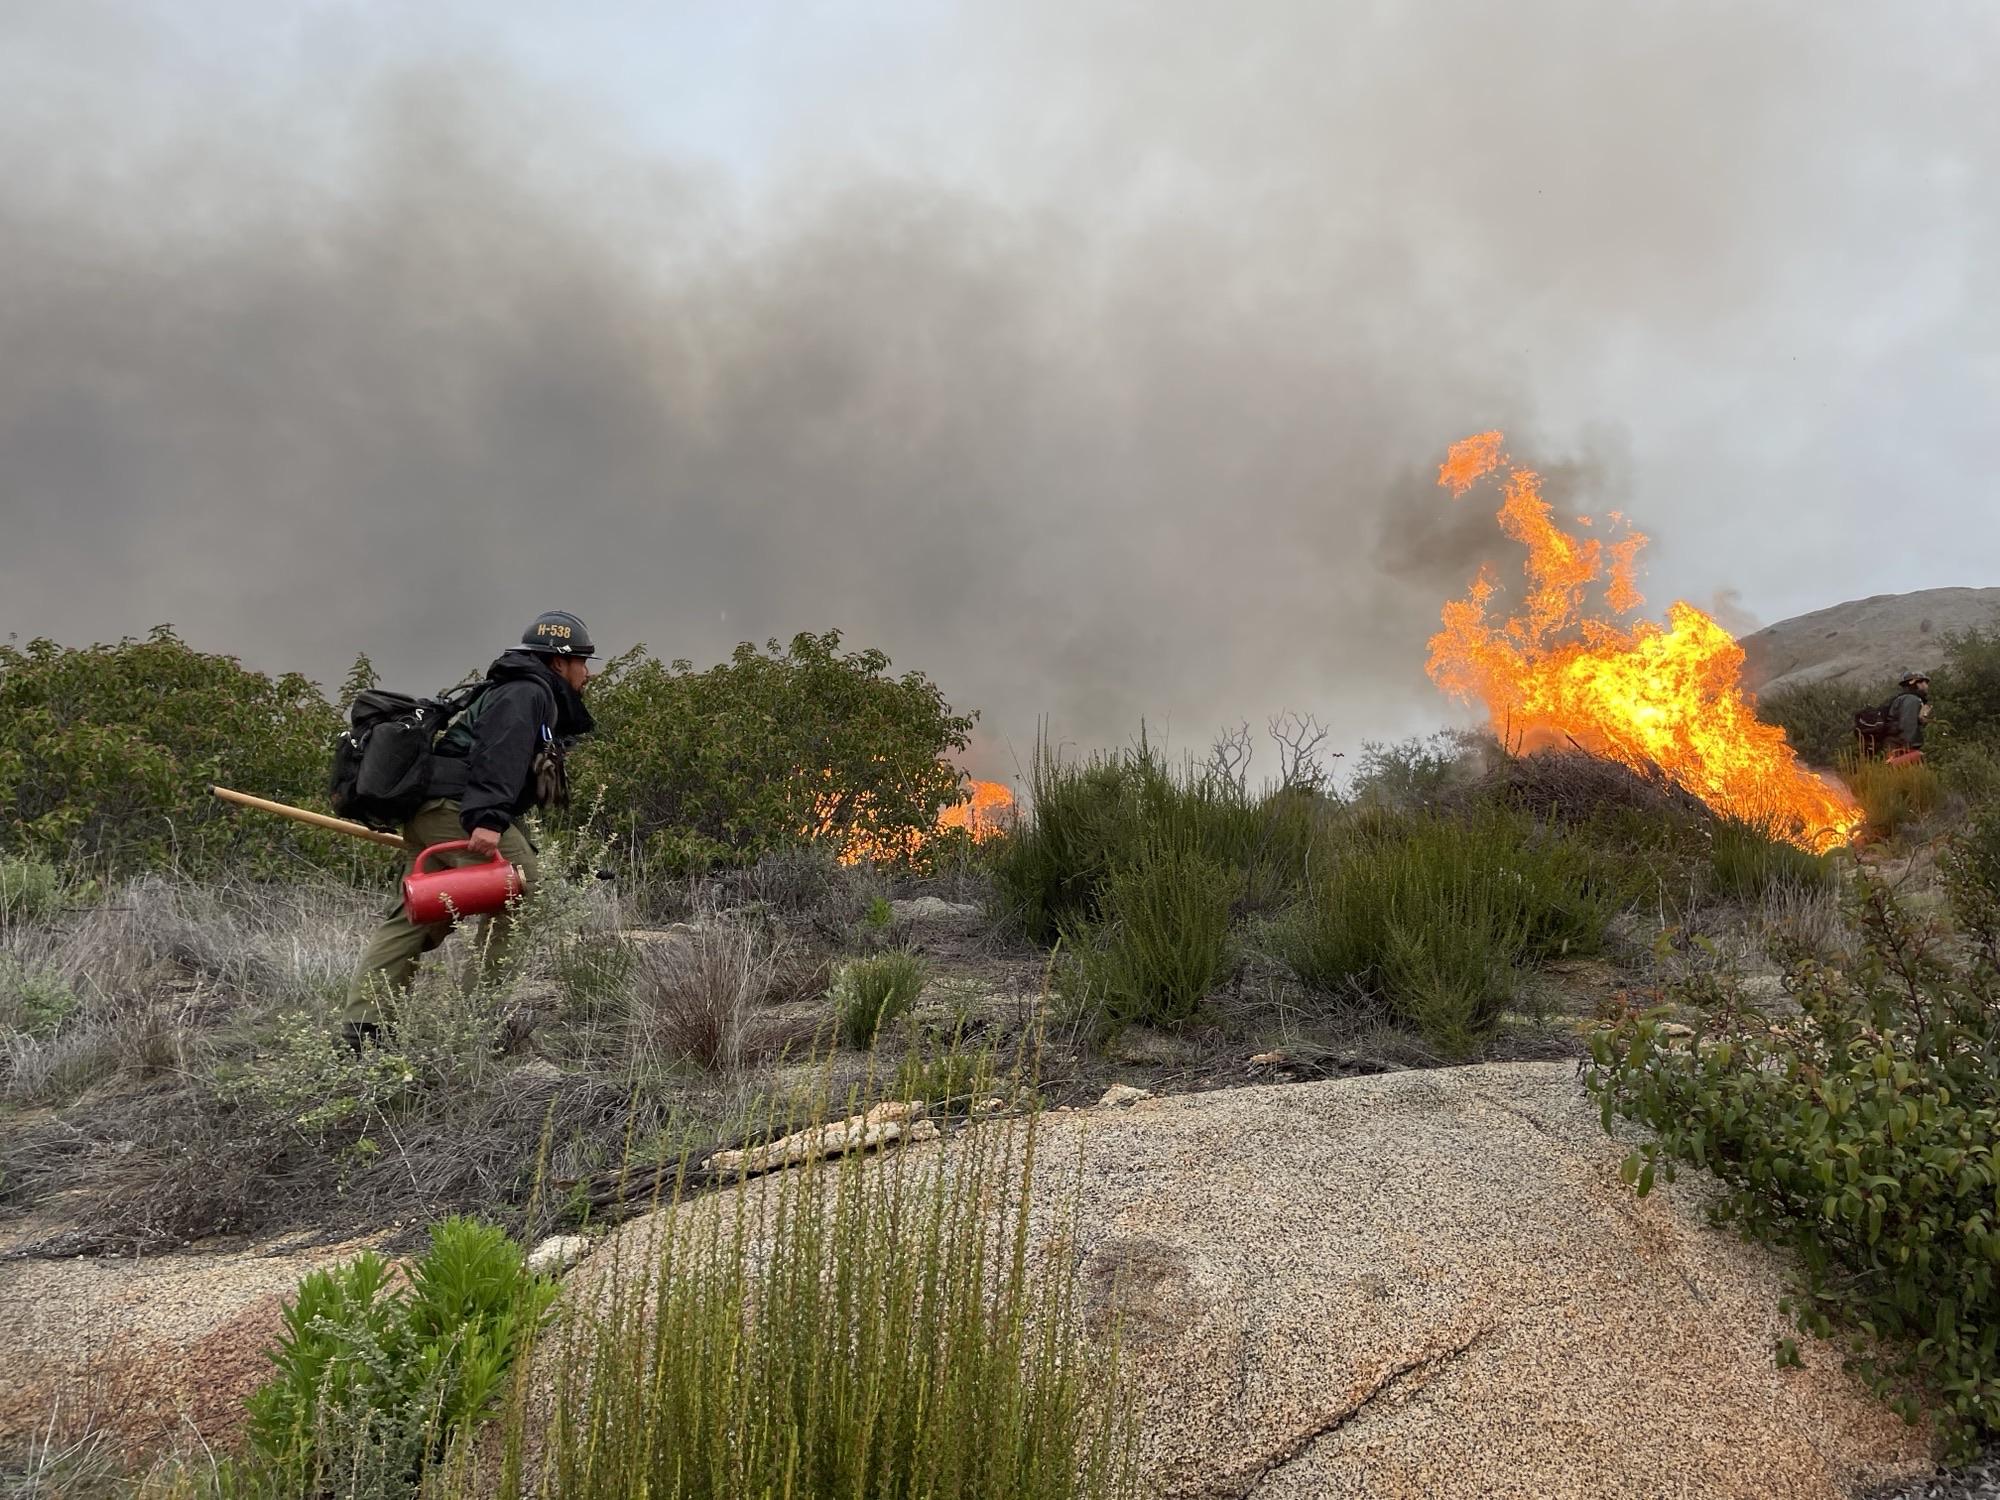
(428, 650, 596, 834)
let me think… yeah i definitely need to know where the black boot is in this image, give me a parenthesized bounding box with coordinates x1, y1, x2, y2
(340, 1020, 384, 1058)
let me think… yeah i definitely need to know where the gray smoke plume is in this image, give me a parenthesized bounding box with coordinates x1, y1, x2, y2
(2, 3, 1993, 778)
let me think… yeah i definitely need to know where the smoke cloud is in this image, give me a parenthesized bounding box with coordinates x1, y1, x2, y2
(2, 2, 1993, 778)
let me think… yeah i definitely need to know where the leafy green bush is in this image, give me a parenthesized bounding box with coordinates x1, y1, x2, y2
(1586, 819, 2000, 1455)
(835, 952, 927, 1047)
(0, 628, 365, 878)
(1757, 677, 1896, 768)
(1707, 817, 1834, 901)
(575, 631, 974, 872)
(535, 1109, 1134, 1500)
(246, 1216, 556, 1490)
(1934, 619, 2000, 750)
(1938, 742, 2000, 814)
(1273, 810, 1616, 1055)
(1061, 831, 1238, 1031)
(993, 740, 1320, 944)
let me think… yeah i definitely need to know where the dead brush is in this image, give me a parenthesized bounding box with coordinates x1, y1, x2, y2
(1478, 747, 1712, 823)
(624, 921, 793, 1073)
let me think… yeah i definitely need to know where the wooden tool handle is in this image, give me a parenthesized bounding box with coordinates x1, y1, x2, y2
(210, 786, 409, 849)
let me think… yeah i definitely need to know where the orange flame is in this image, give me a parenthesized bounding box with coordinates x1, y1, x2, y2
(1428, 431, 1860, 852)
(823, 776, 1016, 866)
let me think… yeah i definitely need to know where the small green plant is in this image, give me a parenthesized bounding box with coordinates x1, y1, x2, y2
(1707, 817, 1833, 901)
(0, 855, 69, 922)
(1587, 814, 2000, 1456)
(0, 954, 80, 1040)
(863, 894, 895, 929)
(246, 1216, 556, 1490)
(891, 1028, 1000, 1106)
(1061, 831, 1238, 1032)
(835, 952, 927, 1047)
(534, 1103, 1135, 1499)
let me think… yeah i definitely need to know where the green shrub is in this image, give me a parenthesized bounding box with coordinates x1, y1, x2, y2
(1937, 741, 2000, 814)
(1346, 731, 1484, 808)
(0, 856, 69, 922)
(891, 1031, 1000, 1107)
(574, 632, 974, 871)
(534, 1109, 1135, 1500)
(0, 628, 366, 878)
(0, 955, 80, 1041)
(1061, 831, 1238, 1031)
(993, 738, 1321, 943)
(1273, 809, 1616, 1055)
(1934, 619, 2000, 750)
(1844, 753, 1941, 835)
(246, 1216, 556, 1490)
(1757, 678, 1895, 768)
(1707, 817, 1834, 901)
(835, 952, 927, 1047)
(1586, 819, 2000, 1455)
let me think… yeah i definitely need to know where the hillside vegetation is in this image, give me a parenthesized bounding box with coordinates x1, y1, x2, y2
(6, 616, 2000, 1490)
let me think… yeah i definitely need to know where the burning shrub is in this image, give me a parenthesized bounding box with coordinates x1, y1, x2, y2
(1273, 809, 1616, 1056)
(1425, 433, 1859, 852)
(1588, 816, 2000, 1456)
(1059, 829, 1240, 1033)
(574, 631, 974, 872)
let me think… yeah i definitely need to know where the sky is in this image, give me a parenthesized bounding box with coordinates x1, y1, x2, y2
(3, 1, 1996, 782)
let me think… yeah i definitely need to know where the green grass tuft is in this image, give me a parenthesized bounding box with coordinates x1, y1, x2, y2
(835, 952, 928, 1047)
(1707, 817, 1834, 901)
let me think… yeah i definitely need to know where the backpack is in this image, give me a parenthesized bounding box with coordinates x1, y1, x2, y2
(1853, 696, 1904, 758)
(328, 682, 490, 832)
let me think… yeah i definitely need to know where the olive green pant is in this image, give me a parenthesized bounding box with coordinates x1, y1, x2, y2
(342, 800, 539, 1026)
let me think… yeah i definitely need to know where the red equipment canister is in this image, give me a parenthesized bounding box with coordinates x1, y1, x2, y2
(401, 842, 524, 924)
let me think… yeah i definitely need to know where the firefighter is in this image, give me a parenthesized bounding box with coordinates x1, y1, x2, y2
(1885, 672, 1933, 763)
(341, 610, 598, 1053)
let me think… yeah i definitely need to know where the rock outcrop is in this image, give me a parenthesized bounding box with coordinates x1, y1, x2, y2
(1739, 587, 2000, 697)
(587, 1062, 1929, 1499)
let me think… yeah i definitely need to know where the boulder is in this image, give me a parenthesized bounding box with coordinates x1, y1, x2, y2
(1097, 1083, 1154, 1108)
(584, 1062, 1928, 1499)
(888, 896, 984, 925)
(526, 1234, 592, 1276)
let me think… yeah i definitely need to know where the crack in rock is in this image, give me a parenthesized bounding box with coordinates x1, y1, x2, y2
(1192, 1324, 1498, 1500)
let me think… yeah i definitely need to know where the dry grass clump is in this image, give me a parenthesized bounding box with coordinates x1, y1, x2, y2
(1473, 747, 1713, 828)
(623, 922, 823, 1073)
